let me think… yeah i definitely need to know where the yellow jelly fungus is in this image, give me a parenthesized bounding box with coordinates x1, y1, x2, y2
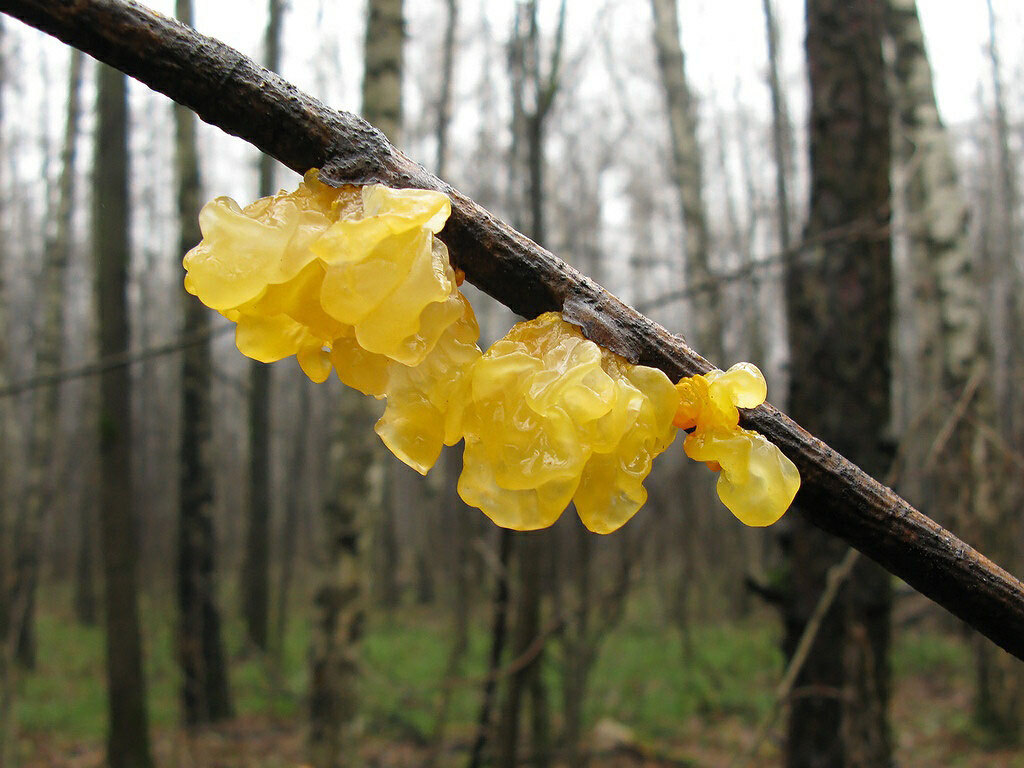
(183, 170, 481, 473)
(457, 312, 678, 534)
(674, 363, 800, 527)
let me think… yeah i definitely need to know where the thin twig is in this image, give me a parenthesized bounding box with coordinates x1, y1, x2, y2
(0, 323, 234, 399)
(733, 372, 988, 767)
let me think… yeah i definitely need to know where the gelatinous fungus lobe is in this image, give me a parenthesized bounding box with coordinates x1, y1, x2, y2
(182, 170, 481, 475)
(457, 312, 678, 534)
(674, 363, 800, 527)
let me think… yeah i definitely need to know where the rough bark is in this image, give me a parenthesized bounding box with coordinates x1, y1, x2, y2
(240, 0, 283, 654)
(308, 395, 375, 768)
(93, 61, 154, 768)
(6, 0, 1024, 661)
(174, 0, 233, 727)
(649, 0, 722, 362)
(783, 1, 892, 766)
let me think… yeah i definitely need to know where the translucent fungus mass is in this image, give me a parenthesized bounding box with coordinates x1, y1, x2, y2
(182, 170, 481, 474)
(184, 171, 797, 535)
(457, 312, 679, 534)
(674, 363, 800, 527)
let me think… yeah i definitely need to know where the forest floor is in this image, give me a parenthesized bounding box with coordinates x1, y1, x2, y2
(10, 589, 1024, 767)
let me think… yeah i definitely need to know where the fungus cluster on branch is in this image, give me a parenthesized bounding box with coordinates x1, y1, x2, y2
(184, 173, 799, 532)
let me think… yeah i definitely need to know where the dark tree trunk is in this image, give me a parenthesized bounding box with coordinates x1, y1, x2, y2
(94, 61, 154, 768)
(12, 46, 84, 668)
(273, 380, 310, 656)
(308, 396, 376, 768)
(495, 6, 565, 765)
(241, 0, 284, 653)
(175, 0, 233, 727)
(0, 18, 13, 767)
(783, 1, 893, 766)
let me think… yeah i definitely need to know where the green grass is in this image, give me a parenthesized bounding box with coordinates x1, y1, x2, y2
(10, 586, 985, 760)
(585, 620, 782, 741)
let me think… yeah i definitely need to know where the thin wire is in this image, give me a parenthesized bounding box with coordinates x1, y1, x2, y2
(634, 213, 890, 313)
(0, 322, 235, 399)
(0, 211, 892, 401)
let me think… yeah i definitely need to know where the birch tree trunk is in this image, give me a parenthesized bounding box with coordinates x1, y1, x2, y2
(984, 0, 1024, 448)
(649, 0, 722, 362)
(241, 0, 284, 653)
(784, 1, 893, 765)
(94, 61, 154, 768)
(175, 0, 233, 727)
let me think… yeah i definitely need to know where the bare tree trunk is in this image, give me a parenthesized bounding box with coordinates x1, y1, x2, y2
(424, 453, 472, 768)
(307, 1, 400, 762)
(0, 18, 14, 767)
(434, 0, 457, 179)
(783, 1, 893, 766)
(363, 0, 405, 613)
(73, 498, 97, 624)
(496, 6, 565, 765)
(984, 0, 1023, 446)
(94, 61, 154, 768)
(498, 532, 548, 768)
(762, 0, 793, 256)
(175, 0, 233, 727)
(918, 0, 1024, 744)
(241, 0, 285, 654)
(273, 379, 311, 656)
(468, 530, 512, 768)
(308, 395, 375, 768)
(10, 46, 84, 669)
(649, 0, 721, 362)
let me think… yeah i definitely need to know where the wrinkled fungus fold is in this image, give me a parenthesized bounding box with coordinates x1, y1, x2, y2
(457, 312, 679, 533)
(184, 171, 798, 535)
(183, 170, 481, 474)
(674, 363, 800, 526)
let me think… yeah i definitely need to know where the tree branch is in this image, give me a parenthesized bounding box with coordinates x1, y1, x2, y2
(5, 0, 1024, 659)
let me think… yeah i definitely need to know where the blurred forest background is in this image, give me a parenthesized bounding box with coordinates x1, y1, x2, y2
(1, 0, 1024, 766)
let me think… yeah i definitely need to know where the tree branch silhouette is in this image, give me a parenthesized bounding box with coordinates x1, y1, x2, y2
(4, 0, 1024, 659)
